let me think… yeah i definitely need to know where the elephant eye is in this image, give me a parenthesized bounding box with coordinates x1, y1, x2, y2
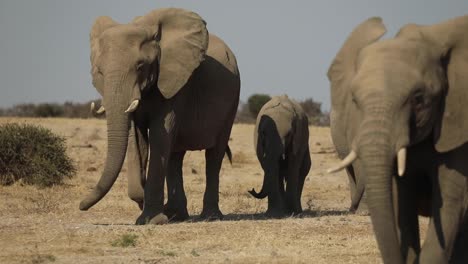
(96, 67, 103, 76)
(413, 93, 424, 106)
(351, 94, 358, 106)
(136, 61, 145, 71)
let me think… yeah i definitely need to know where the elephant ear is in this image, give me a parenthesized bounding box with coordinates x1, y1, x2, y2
(327, 17, 386, 109)
(423, 15, 468, 152)
(90, 16, 118, 96)
(133, 8, 208, 99)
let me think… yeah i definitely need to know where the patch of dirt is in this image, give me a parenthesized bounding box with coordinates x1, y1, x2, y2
(0, 118, 428, 263)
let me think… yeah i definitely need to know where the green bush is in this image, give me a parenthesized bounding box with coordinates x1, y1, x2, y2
(299, 98, 330, 126)
(247, 94, 271, 118)
(111, 234, 138, 247)
(0, 123, 75, 187)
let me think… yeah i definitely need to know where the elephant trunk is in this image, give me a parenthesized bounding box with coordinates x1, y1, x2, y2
(80, 74, 132, 210)
(249, 171, 269, 199)
(359, 108, 402, 264)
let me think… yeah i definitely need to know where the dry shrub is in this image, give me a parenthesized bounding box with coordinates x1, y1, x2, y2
(0, 123, 76, 187)
(24, 192, 60, 214)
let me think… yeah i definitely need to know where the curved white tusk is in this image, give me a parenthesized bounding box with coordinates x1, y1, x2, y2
(397, 148, 407, 177)
(90, 102, 96, 112)
(96, 106, 105, 114)
(125, 100, 139, 113)
(327, 150, 357, 174)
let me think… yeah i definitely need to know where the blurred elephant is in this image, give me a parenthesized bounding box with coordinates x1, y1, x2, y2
(249, 95, 311, 217)
(79, 8, 240, 225)
(327, 16, 468, 263)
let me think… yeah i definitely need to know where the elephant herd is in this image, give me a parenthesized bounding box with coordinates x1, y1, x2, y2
(79, 7, 468, 264)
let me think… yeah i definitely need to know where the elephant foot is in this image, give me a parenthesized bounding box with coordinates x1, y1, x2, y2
(266, 199, 289, 218)
(164, 203, 189, 222)
(265, 208, 287, 219)
(148, 213, 169, 225)
(200, 207, 224, 221)
(290, 208, 303, 216)
(285, 203, 303, 216)
(136, 212, 168, 225)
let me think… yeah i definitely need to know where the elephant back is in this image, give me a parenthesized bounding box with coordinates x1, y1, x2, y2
(254, 95, 306, 153)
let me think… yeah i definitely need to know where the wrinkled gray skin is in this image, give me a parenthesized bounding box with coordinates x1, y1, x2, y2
(79, 8, 240, 225)
(328, 16, 468, 263)
(249, 95, 311, 217)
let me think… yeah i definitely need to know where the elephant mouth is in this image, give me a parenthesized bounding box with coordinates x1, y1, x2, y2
(138, 62, 158, 92)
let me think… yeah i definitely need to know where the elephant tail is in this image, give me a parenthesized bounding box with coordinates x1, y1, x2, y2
(248, 187, 268, 199)
(225, 145, 232, 165)
(248, 117, 271, 200)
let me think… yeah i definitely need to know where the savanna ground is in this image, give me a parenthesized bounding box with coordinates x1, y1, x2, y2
(0, 118, 429, 264)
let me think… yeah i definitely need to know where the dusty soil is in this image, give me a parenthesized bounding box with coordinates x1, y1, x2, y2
(0, 118, 428, 263)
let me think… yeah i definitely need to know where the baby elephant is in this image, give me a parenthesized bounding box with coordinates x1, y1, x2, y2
(249, 95, 311, 217)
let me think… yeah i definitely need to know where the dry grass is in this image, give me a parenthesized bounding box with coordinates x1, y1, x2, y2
(0, 118, 429, 263)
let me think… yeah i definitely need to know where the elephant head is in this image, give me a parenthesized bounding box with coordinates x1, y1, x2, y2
(79, 8, 208, 210)
(327, 16, 468, 263)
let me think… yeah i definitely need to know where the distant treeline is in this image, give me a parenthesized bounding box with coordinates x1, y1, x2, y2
(0, 100, 103, 119)
(0, 95, 330, 126)
(235, 94, 330, 126)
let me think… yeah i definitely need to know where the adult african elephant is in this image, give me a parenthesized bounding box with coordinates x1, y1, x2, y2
(79, 8, 240, 225)
(249, 95, 311, 217)
(327, 16, 468, 263)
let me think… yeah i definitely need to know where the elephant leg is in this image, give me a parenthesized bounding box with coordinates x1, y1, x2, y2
(265, 159, 286, 217)
(279, 160, 287, 205)
(348, 161, 370, 214)
(420, 163, 466, 263)
(200, 144, 226, 220)
(127, 119, 148, 210)
(450, 209, 468, 263)
(449, 181, 468, 263)
(346, 165, 364, 213)
(396, 173, 420, 263)
(297, 148, 311, 206)
(136, 112, 174, 225)
(135, 146, 168, 225)
(164, 151, 189, 222)
(286, 155, 302, 215)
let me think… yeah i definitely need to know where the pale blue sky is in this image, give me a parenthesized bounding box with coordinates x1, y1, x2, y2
(1, 1, 467, 110)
